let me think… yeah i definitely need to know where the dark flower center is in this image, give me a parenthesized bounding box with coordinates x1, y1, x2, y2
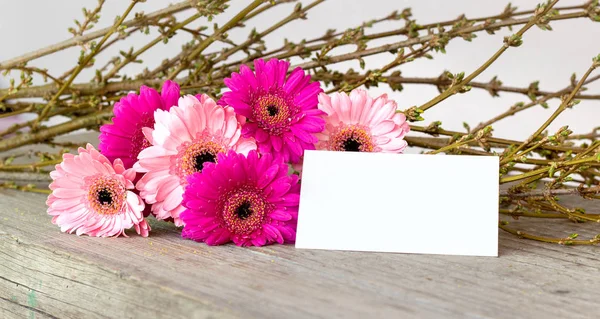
(235, 201, 253, 220)
(98, 189, 113, 205)
(89, 176, 126, 215)
(194, 152, 217, 172)
(329, 125, 375, 152)
(267, 105, 279, 116)
(222, 188, 269, 235)
(178, 141, 225, 180)
(254, 95, 293, 136)
(342, 138, 362, 152)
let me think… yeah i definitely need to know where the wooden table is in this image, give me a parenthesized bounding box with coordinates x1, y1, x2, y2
(2, 189, 600, 318)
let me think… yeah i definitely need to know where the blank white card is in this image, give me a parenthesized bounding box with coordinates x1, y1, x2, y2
(296, 151, 499, 257)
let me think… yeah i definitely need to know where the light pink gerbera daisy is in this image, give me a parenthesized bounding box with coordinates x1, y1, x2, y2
(134, 94, 256, 226)
(220, 58, 325, 164)
(99, 80, 180, 169)
(47, 144, 149, 237)
(181, 150, 300, 246)
(316, 89, 410, 153)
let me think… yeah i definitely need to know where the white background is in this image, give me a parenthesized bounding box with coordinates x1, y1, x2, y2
(1, 0, 599, 146)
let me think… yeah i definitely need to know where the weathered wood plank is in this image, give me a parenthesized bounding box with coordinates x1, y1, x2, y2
(0, 295, 54, 319)
(1, 188, 600, 318)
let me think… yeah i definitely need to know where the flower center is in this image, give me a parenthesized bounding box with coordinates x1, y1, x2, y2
(221, 186, 269, 235)
(235, 201, 253, 220)
(253, 94, 293, 135)
(342, 138, 361, 152)
(193, 152, 217, 172)
(267, 104, 279, 116)
(87, 176, 126, 215)
(97, 189, 113, 205)
(328, 125, 375, 152)
(175, 139, 225, 182)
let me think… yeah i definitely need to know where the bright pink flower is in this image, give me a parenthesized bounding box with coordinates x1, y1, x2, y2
(99, 80, 181, 169)
(316, 89, 410, 153)
(47, 144, 149, 237)
(181, 150, 299, 246)
(134, 95, 256, 226)
(220, 58, 325, 163)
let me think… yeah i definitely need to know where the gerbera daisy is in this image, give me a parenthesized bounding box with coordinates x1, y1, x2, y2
(99, 80, 181, 169)
(220, 58, 325, 163)
(181, 150, 300, 246)
(316, 89, 410, 153)
(134, 94, 256, 226)
(47, 144, 149, 237)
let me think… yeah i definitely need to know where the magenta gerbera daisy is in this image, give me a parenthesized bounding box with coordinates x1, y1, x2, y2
(220, 58, 325, 163)
(134, 94, 256, 226)
(316, 89, 410, 153)
(99, 80, 181, 168)
(181, 150, 300, 246)
(47, 144, 149, 237)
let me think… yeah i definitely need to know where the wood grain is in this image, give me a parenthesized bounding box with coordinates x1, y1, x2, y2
(1, 189, 600, 318)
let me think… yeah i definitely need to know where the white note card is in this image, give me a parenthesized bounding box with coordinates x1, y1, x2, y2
(296, 151, 499, 257)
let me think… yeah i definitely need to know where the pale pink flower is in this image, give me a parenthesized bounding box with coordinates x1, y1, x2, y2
(316, 89, 410, 153)
(47, 144, 149, 237)
(135, 94, 256, 226)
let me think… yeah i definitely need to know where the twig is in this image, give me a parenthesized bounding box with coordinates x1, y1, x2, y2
(500, 186, 600, 198)
(35, 0, 140, 127)
(293, 4, 578, 71)
(499, 222, 600, 245)
(500, 156, 599, 184)
(104, 12, 203, 81)
(0, 0, 193, 69)
(416, 0, 560, 112)
(471, 74, 600, 133)
(0, 111, 113, 152)
(166, 0, 266, 80)
(501, 61, 598, 165)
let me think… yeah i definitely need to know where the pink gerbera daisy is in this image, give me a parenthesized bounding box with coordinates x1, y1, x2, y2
(99, 80, 181, 168)
(181, 150, 300, 246)
(316, 89, 410, 153)
(134, 94, 256, 226)
(47, 144, 149, 237)
(220, 58, 325, 163)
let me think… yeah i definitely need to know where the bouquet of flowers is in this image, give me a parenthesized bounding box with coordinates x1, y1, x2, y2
(46, 59, 410, 245)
